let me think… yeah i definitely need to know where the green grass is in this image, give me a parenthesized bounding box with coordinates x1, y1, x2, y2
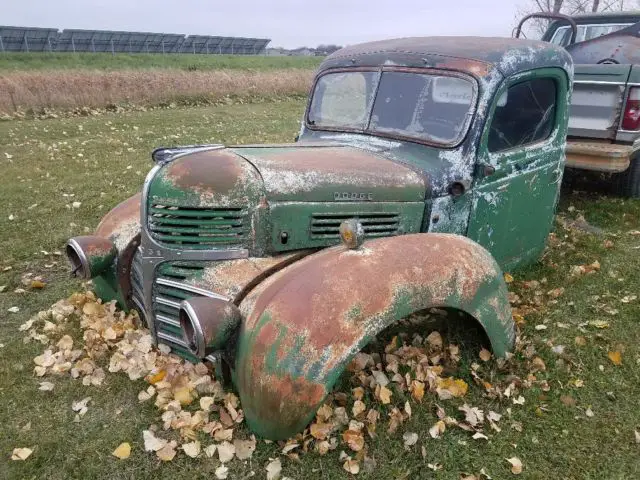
(1, 100, 639, 479)
(0, 52, 323, 71)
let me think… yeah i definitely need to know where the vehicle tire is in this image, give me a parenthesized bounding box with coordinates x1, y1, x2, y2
(614, 155, 640, 198)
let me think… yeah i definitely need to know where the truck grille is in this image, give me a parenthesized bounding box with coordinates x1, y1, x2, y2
(148, 204, 247, 248)
(151, 262, 228, 358)
(310, 212, 400, 239)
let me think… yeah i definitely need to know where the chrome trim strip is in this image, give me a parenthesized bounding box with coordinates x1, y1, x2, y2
(157, 331, 188, 348)
(66, 237, 91, 279)
(156, 313, 180, 328)
(573, 80, 627, 86)
(156, 278, 230, 301)
(180, 299, 205, 356)
(155, 296, 181, 309)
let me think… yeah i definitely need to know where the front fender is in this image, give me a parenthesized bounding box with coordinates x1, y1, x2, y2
(93, 193, 141, 306)
(235, 233, 514, 440)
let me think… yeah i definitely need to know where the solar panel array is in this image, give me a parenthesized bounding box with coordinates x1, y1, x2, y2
(0, 26, 270, 54)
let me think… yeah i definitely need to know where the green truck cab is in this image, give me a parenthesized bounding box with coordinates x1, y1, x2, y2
(66, 37, 573, 440)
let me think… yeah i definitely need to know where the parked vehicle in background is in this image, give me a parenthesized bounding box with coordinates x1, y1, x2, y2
(517, 12, 640, 197)
(66, 37, 573, 440)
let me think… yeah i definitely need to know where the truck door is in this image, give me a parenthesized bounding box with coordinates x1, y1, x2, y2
(467, 68, 570, 271)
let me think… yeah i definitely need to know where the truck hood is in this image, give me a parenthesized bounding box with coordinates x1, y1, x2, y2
(148, 144, 429, 207)
(232, 144, 428, 202)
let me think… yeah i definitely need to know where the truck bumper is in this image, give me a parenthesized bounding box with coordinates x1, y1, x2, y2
(565, 140, 637, 173)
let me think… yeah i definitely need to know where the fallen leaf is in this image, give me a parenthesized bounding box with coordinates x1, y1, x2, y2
(436, 377, 468, 399)
(215, 465, 229, 479)
(8, 306, 20, 313)
(635, 430, 640, 444)
(343, 457, 360, 475)
(403, 432, 419, 447)
(410, 380, 425, 402)
(147, 370, 166, 384)
(204, 444, 217, 458)
(266, 457, 282, 480)
(217, 441, 235, 463)
(31, 280, 46, 289)
(112, 442, 131, 459)
(589, 320, 609, 329)
(343, 429, 365, 452)
(310, 422, 332, 440)
(234, 437, 256, 460)
(608, 351, 622, 366)
(156, 442, 177, 461)
(472, 432, 489, 440)
(575, 336, 587, 346)
(378, 385, 393, 404)
(38, 381, 54, 391)
(429, 420, 446, 438)
(560, 395, 576, 407)
(11, 447, 33, 460)
(504, 273, 514, 283)
(479, 348, 491, 362)
(459, 404, 484, 426)
(506, 457, 523, 474)
(182, 440, 200, 458)
(143, 430, 167, 452)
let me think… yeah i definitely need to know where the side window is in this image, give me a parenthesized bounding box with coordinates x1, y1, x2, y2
(488, 78, 557, 153)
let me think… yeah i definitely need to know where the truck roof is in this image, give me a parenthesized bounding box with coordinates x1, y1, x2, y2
(566, 10, 640, 22)
(320, 36, 572, 80)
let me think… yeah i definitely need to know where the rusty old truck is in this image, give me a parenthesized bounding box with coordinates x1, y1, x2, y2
(517, 12, 640, 197)
(66, 37, 573, 440)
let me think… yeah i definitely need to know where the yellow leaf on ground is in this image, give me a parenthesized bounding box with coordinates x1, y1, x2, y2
(11, 447, 33, 461)
(378, 385, 393, 404)
(410, 380, 425, 402)
(173, 387, 193, 406)
(30, 280, 46, 289)
(608, 351, 622, 366)
(147, 370, 166, 384)
(504, 273, 514, 283)
(112, 442, 131, 459)
(436, 377, 468, 399)
(506, 457, 523, 474)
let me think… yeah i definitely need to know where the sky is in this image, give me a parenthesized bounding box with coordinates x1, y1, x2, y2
(3, 0, 531, 49)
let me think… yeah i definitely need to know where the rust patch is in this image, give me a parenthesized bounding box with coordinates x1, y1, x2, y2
(163, 149, 248, 196)
(235, 233, 513, 439)
(185, 250, 313, 302)
(566, 140, 633, 173)
(235, 146, 426, 200)
(434, 57, 493, 77)
(95, 193, 141, 251)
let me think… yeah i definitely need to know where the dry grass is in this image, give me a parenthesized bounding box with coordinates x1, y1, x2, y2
(0, 69, 314, 114)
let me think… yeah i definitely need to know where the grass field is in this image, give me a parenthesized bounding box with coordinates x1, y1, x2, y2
(0, 52, 323, 71)
(1, 100, 639, 479)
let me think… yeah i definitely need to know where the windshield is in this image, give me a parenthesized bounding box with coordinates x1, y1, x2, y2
(550, 23, 633, 46)
(308, 70, 475, 145)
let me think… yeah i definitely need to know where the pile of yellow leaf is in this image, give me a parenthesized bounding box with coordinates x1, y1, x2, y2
(20, 292, 533, 476)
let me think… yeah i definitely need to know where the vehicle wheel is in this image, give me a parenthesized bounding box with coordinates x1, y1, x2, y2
(614, 155, 640, 198)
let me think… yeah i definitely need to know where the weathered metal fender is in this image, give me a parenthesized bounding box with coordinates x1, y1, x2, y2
(92, 193, 141, 306)
(235, 233, 514, 440)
